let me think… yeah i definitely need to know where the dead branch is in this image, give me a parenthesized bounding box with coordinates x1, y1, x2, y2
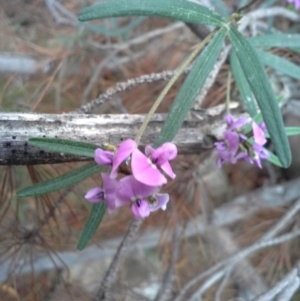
(0, 107, 228, 165)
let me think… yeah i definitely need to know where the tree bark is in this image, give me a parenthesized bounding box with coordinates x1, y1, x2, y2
(0, 108, 226, 165)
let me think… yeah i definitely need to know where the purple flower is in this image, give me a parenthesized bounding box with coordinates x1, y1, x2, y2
(94, 148, 114, 166)
(244, 121, 269, 168)
(287, 0, 300, 9)
(110, 139, 137, 179)
(115, 176, 169, 219)
(131, 142, 177, 186)
(131, 200, 150, 219)
(148, 193, 169, 212)
(225, 114, 247, 130)
(85, 173, 118, 214)
(215, 130, 241, 167)
(215, 114, 269, 168)
(252, 121, 266, 145)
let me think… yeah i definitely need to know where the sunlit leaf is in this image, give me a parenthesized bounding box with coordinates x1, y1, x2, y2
(257, 50, 300, 80)
(230, 51, 257, 117)
(154, 28, 227, 147)
(77, 202, 107, 250)
(18, 163, 105, 197)
(78, 0, 225, 27)
(228, 28, 291, 168)
(29, 137, 97, 158)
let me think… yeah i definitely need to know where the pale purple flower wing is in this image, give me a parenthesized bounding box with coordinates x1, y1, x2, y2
(115, 175, 157, 207)
(145, 145, 155, 156)
(160, 161, 176, 179)
(150, 143, 177, 166)
(115, 175, 136, 207)
(252, 122, 267, 145)
(131, 200, 150, 219)
(102, 173, 117, 213)
(224, 130, 240, 154)
(225, 114, 247, 130)
(85, 187, 104, 203)
(150, 193, 169, 212)
(94, 148, 114, 165)
(110, 139, 137, 179)
(131, 148, 167, 186)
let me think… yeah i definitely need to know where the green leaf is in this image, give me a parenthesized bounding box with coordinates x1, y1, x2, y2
(154, 28, 227, 147)
(212, 0, 229, 17)
(285, 127, 300, 136)
(18, 163, 105, 197)
(257, 50, 300, 80)
(29, 137, 97, 158)
(228, 28, 291, 168)
(230, 50, 257, 117)
(78, 0, 225, 27)
(265, 127, 300, 138)
(267, 151, 283, 168)
(77, 202, 107, 250)
(249, 33, 300, 48)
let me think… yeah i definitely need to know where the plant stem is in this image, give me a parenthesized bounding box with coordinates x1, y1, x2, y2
(134, 28, 219, 145)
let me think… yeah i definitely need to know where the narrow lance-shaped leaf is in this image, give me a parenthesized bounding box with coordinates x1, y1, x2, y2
(18, 163, 106, 197)
(249, 33, 300, 48)
(267, 151, 283, 168)
(78, 0, 226, 27)
(257, 49, 300, 80)
(77, 202, 107, 250)
(154, 28, 227, 147)
(228, 28, 291, 168)
(265, 127, 300, 138)
(230, 51, 257, 117)
(29, 137, 97, 158)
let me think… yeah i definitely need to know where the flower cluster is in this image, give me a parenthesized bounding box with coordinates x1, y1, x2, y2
(85, 139, 177, 220)
(215, 114, 269, 168)
(287, 0, 300, 10)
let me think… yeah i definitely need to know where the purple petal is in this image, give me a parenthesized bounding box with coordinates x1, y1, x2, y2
(253, 144, 270, 159)
(149, 193, 169, 212)
(94, 148, 114, 165)
(225, 114, 247, 130)
(224, 114, 234, 126)
(102, 173, 117, 213)
(260, 122, 267, 132)
(145, 145, 155, 156)
(131, 200, 150, 219)
(223, 130, 240, 154)
(115, 176, 157, 207)
(85, 187, 104, 203)
(110, 139, 137, 179)
(131, 148, 167, 186)
(252, 122, 266, 145)
(150, 143, 177, 166)
(160, 161, 176, 179)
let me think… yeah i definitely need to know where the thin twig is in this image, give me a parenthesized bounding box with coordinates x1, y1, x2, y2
(90, 23, 185, 51)
(81, 49, 119, 104)
(93, 219, 143, 301)
(155, 226, 181, 301)
(239, 7, 300, 32)
(253, 262, 300, 301)
(274, 276, 300, 301)
(214, 268, 233, 301)
(174, 229, 300, 301)
(259, 198, 300, 242)
(74, 66, 193, 114)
